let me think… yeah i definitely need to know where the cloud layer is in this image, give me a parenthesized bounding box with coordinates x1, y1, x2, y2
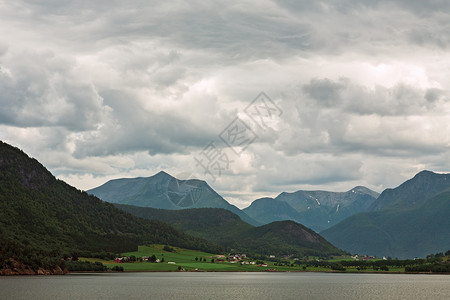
(1, 0, 450, 207)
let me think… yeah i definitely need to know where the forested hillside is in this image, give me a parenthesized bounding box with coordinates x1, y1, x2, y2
(116, 204, 345, 258)
(0, 141, 222, 273)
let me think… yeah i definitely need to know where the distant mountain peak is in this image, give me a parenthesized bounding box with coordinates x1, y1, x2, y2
(410, 170, 450, 181)
(88, 170, 260, 226)
(348, 186, 380, 198)
(414, 170, 436, 177)
(351, 186, 371, 192)
(323, 180, 450, 259)
(256, 186, 380, 231)
(156, 170, 170, 175)
(369, 170, 450, 211)
(153, 170, 174, 179)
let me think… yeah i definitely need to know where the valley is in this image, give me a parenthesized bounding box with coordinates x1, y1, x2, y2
(2, 140, 450, 275)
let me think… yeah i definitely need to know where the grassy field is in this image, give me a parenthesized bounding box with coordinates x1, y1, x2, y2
(82, 245, 250, 272)
(81, 245, 277, 272)
(80, 244, 411, 273)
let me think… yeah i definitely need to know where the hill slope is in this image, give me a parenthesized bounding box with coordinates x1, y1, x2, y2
(0, 141, 222, 263)
(115, 204, 345, 258)
(322, 171, 450, 258)
(232, 220, 344, 258)
(114, 205, 252, 244)
(88, 172, 259, 226)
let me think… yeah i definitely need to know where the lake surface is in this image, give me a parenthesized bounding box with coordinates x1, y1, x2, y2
(1, 272, 449, 300)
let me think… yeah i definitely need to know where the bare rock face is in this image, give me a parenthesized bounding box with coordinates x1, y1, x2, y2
(0, 258, 67, 276)
(22, 268, 35, 275)
(37, 269, 46, 275)
(51, 266, 67, 275)
(0, 259, 35, 275)
(0, 269, 15, 276)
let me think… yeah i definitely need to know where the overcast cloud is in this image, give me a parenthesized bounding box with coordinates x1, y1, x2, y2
(1, 0, 450, 208)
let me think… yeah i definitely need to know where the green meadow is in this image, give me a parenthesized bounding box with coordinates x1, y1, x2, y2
(79, 244, 414, 273)
(81, 244, 275, 272)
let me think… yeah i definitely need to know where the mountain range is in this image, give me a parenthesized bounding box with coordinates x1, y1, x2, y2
(3, 138, 450, 262)
(89, 173, 380, 232)
(88, 172, 259, 226)
(322, 170, 450, 258)
(0, 140, 344, 272)
(244, 186, 379, 232)
(368, 170, 450, 211)
(91, 169, 450, 259)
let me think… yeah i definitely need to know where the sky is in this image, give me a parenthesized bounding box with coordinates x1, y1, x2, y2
(1, 0, 450, 208)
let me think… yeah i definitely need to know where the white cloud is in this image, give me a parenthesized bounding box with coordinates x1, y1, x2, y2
(1, 0, 450, 207)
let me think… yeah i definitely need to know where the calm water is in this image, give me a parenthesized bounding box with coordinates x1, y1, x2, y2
(1, 272, 449, 300)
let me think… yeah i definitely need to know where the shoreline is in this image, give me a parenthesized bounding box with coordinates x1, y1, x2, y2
(64, 270, 448, 275)
(3, 271, 447, 276)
